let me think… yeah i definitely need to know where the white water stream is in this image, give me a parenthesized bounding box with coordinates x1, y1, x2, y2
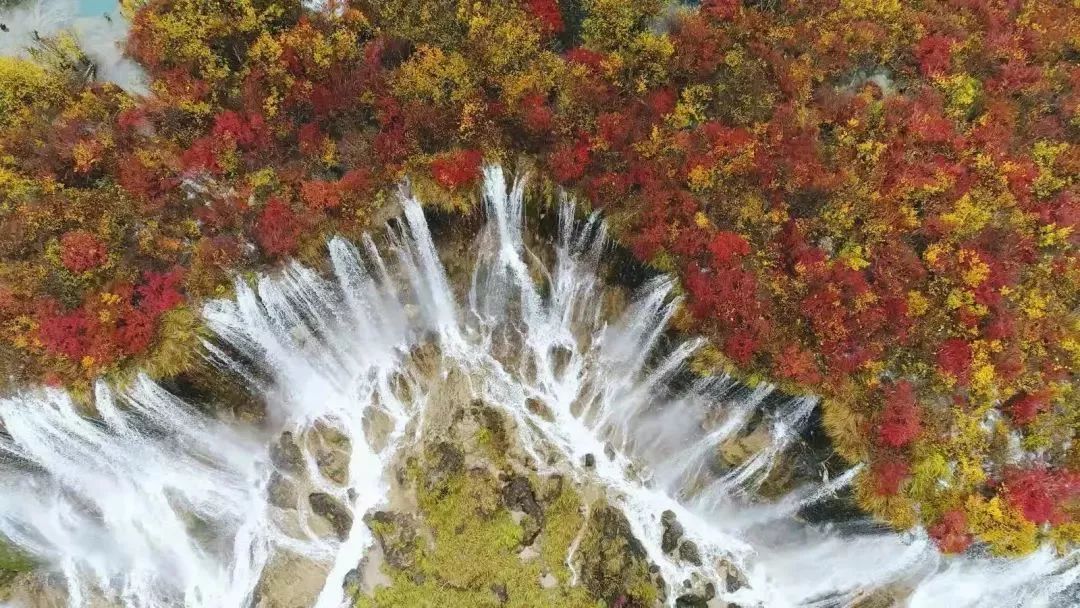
(0, 167, 1077, 608)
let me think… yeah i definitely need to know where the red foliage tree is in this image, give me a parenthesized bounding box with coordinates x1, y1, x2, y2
(300, 180, 342, 210)
(877, 380, 921, 448)
(914, 35, 954, 77)
(724, 330, 758, 366)
(872, 458, 910, 496)
(1001, 467, 1079, 525)
(936, 338, 972, 385)
(117, 154, 161, 203)
(430, 149, 484, 190)
(137, 268, 185, 316)
(37, 303, 91, 360)
(525, 0, 563, 35)
(929, 509, 973, 554)
(211, 110, 261, 149)
(548, 139, 590, 184)
(521, 93, 555, 134)
(1005, 391, 1050, 426)
(707, 231, 751, 265)
(339, 168, 371, 194)
(115, 309, 155, 356)
(254, 198, 302, 257)
(297, 122, 324, 156)
(702, 0, 739, 20)
(775, 345, 822, 385)
(180, 136, 220, 174)
(59, 230, 108, 273)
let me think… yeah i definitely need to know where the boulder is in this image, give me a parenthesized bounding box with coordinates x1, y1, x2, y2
(661, 510, 684, 554)
(678, 540, 702, 566)
(425, 441, 465, 495)
(309, 493, 352, 540)
(270, 431, 304, 472)
(266, 472, 298, 509)
(364, 510, 419, 571)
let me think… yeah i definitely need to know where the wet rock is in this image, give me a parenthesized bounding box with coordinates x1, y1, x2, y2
(583, 453, 596, 468)
(309, 493, 352, 540)
(719, 425, 770, 467)
(311, 425, 350, 486)
(252, 549, 328, 608)
(474, 403, 510, 453)
(579, 504, 657, 606)
(539, 474, 565, 503)
(520, 514, 543, 546)
(502, 476, 542, 519)
(675, 593, 709, 608)
(604, 442, 616, 460)
(270, 432, 304, 472)
(661, 510, 684, 554)
(518, 545, 540, 561)
(525, 397, 554, 421)
(539, 572, 558, 588)
(425, 441, 465, 495)
(407, 340, 442, 378)
(675, 577, 715, 605)
(342, 568, 362, 599)
(549, 344, 573, 377)
(364, 510, 419, 571)
(851, 592, 897, 608)
(720, 561, 745, 593)
(491, 582, 509, 603)
(678, 540, 702, 566)
(266, 472, 298, 509)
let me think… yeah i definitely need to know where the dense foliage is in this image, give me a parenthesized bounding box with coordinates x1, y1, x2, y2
(0, 0, 1076, 556)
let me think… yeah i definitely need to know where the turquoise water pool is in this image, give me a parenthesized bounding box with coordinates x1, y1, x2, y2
(77, 0, 119, 17)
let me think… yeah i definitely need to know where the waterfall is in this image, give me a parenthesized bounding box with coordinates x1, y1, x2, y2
(0, 166, 1076, 607)
(0, 0, 146, 94)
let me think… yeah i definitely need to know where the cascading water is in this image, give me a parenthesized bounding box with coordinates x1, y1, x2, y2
(0, 166, 1077, 608)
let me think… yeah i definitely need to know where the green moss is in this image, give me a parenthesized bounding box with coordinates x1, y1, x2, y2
(0, 540, 34, 593)
(576, 503, 658, 607)
(539, 484, 586, 584)
(355, 456, 603, 608)
(472, 403, 511, 465)
(0, 542, 32, 573)
(419, 471, 524, 588)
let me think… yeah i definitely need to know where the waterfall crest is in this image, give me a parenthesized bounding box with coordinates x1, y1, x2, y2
(0, 166, 1076, 607)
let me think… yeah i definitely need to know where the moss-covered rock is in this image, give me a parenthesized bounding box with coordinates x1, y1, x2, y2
(660, 509, 684, 553)
(0, 541, 34, 597)
(353, 402, 665, 608)
(354, 450, 603, 607)
(309, 492, 353, 540)
(577, 503, 659, 608)
(364, 511, 420, 572)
